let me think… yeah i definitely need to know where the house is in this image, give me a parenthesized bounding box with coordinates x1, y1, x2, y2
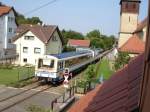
(0, 2, 17, 59)
(12, 24, 64, 66)
(67, 39, 90, 48)
(134, 17, 147, 42)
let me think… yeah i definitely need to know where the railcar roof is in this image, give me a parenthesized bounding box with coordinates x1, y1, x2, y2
(50, 51, 91, 59)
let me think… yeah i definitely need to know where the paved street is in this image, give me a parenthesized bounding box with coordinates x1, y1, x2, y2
(0, 85, 66, 112)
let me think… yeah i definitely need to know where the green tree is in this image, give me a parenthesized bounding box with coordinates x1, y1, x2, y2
(114, 52, 130, 70)
(84, 65, 96, 82)
(61, 29, 84, 45)
(86, 30, 101, 39)
(16, 13, 42, 25)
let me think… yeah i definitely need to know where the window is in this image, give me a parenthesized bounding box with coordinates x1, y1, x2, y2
(23, 47, 28, 53)
(50, 60, 54, 68)
(133, 4, 136, 9)
(52, 36, 58, 41)
(8, 28, 12, 33)
(24, 36, 34, 40)
(8, 17, 14, 22)
(34, 48, 41, 54)
(8, 39, 11, 43)
(23, 58, 27, 63)
(125, 3, 128, 9)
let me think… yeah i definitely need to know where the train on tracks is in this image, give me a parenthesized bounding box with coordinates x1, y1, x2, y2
(35, 49, 112, 84)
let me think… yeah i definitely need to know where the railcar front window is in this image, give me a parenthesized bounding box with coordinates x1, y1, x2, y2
(38, 59, 55, 69)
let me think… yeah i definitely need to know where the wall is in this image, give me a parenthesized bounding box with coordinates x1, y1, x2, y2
(46, 30, 62, 54)
(118, 13, 138, 48)
(6, 10, 17, 49)
(120, 13, 138, 33)
(0, 16, 5, 51)
(14, 31, 45, 66)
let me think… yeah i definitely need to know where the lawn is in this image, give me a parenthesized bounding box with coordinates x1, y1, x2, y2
(96, 59, 114, 80)
(0, 66, 35, 85)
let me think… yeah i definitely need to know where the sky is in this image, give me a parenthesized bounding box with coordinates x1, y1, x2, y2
(1, 0, 148, 36)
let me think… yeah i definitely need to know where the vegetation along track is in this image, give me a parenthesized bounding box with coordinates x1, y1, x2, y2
(0, 83, 52, 112)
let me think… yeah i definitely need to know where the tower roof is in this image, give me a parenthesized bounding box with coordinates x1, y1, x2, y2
(120, 0, 141, 4)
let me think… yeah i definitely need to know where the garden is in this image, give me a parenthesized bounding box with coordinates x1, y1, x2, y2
(0, 64, 35, 87)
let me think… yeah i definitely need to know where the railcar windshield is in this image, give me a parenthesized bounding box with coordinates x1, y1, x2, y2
(38, 59, 55, 69)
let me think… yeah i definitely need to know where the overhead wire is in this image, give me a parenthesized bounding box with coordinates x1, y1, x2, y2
(24, 0, 60, 15)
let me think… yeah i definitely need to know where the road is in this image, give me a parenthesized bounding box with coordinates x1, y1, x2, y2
(0, 84, 66, 112)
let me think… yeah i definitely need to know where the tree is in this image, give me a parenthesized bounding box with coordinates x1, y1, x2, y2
(86, 30, 101, 39)
(114, 52, 130, 70)
(86, 29, 115, 49)
(16, 13, 42, 25)
(84, 65, 96, 82)
(61, 29, 84, 45)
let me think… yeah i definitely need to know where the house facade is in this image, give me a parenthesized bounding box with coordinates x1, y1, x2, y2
(13, 25, 63, 66)
(134, 18, 147, 42)
(0, 3, 17, 58)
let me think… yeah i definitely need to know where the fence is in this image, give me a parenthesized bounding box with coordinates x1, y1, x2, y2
(17, 66, 35, 81)
(51, 86, 75, 112)
(51, 82, 97, 112)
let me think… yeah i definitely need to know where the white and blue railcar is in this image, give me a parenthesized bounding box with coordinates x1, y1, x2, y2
(35, 51, 93, 83)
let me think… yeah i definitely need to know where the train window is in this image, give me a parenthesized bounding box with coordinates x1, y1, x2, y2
(50, 60, 54, 68)
(38, 59, 43, 68)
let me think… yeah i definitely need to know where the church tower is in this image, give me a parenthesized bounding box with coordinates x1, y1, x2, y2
(118, 0, 141, 48)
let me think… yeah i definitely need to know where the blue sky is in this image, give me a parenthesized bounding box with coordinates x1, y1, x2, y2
(1, 0, 148, 36)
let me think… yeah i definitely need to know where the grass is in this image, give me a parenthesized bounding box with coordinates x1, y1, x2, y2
(0, 66, 35, 86)
(96, 59, 114, 80)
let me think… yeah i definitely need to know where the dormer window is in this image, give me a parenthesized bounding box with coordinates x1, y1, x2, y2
(24, 36, 34, 40)
(52, 36, 58, 41)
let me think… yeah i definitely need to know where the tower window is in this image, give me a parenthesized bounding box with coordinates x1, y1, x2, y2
(129, 16, 131, 22)
(125, 3, 128, 9)
(133, 4, 136, 9)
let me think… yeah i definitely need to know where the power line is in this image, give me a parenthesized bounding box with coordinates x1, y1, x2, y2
(24, 0, 59, 15)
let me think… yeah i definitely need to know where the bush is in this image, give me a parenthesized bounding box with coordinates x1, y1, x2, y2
(0, 64, 13, 69)
(114, 52, 130, 70)
(63, 46, 76, 52)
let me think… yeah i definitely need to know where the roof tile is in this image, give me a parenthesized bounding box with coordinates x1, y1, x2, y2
(68, 39, 90, 47)
(119, 35, 145, 54)
(0, 5, 11, 16)
(13, 25, 63, 44)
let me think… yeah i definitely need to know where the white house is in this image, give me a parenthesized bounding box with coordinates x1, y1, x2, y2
(0, 3, 17, 58)
(12, 25, 64, 66)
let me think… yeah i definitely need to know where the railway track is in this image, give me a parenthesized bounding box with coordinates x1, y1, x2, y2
(0, 82, 52, 112)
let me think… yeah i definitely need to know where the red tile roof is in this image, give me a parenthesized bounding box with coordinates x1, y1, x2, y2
(0, 5, 12, 16)
(68, 39, 90, 47)
(134, 18, 147, 33)
(119, 35, 145, 54)
(69, 54, 144, 112)
(13, 24, 64, 44)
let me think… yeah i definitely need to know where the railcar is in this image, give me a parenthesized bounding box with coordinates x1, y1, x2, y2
(35, 51, 93, 84)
